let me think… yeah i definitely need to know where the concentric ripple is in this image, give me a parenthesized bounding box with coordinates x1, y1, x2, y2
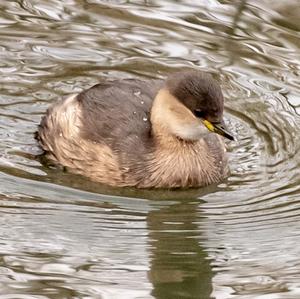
(0, 0, 300, 298)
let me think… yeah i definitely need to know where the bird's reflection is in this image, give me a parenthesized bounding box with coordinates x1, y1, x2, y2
(147, 199, 213, 299)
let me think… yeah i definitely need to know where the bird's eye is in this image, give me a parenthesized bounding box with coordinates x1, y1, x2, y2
(194, 109, 205, 118)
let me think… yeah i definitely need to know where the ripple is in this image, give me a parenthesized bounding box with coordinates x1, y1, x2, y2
(0, 0, 300, 298)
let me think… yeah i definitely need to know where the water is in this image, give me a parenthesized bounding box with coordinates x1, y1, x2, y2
(0, 0, 300, 298)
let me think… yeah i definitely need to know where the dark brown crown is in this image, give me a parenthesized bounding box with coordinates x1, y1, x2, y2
(166, 70, 224, 123)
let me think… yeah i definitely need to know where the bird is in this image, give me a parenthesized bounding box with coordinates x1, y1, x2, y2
(36, 70, 234, 189)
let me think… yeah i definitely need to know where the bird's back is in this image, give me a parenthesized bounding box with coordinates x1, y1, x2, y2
(78, 78, 163, 155)
(37, 78, 164, 186)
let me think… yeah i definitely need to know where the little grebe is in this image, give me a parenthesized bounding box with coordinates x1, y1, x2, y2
(37, 70, 234, 188)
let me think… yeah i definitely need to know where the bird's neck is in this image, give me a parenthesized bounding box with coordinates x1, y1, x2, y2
(150, 88, 208, 144)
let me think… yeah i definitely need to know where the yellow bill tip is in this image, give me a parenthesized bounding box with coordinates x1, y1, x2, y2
(202, 119, 215, 132)
(202, 119, 234, 141)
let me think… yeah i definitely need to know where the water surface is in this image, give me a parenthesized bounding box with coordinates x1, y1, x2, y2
(0, 0, 300, 298)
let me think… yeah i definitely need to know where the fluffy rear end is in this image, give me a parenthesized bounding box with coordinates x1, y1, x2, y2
(37, 94, 81, 162)
(36, 94, 124, 186)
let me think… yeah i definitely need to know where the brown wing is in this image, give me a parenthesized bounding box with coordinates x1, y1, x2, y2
(77, 78, 163, 161)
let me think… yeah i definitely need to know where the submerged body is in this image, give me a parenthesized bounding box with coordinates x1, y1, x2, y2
(37, 71, 232, 188)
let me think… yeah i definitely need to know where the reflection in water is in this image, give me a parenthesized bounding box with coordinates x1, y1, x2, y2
(148, 201, 212, 299)
(0, 0, 300, 298)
